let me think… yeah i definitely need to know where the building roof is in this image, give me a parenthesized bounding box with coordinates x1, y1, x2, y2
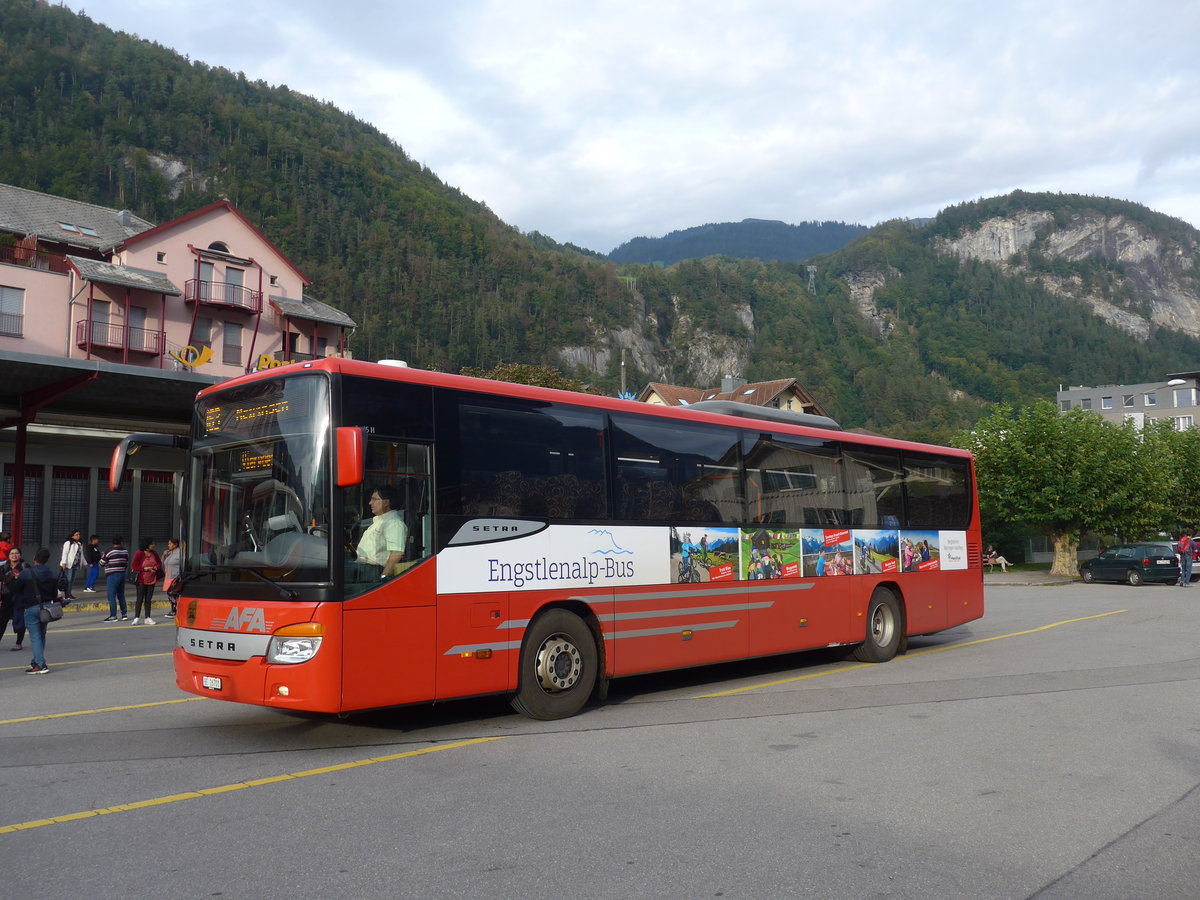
(639, 378, 828, 417)
(122, 200, 312, 286)
(270, 294, 357, 329)
(66, 256, 182, 296)
(0, 183, 153, 252)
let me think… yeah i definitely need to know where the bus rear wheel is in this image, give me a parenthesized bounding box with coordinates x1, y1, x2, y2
(852, 588, 902, 663)
(511, 609, 598, 720)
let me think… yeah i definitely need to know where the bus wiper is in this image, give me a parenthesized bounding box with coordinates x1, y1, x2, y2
(180, 565, 299, 601)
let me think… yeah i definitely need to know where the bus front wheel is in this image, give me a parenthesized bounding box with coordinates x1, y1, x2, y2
(852, 588, 902, 663)
(511, 609, 598, 720)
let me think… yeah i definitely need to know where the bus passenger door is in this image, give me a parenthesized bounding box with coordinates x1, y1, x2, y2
(341, 439, 437, 710)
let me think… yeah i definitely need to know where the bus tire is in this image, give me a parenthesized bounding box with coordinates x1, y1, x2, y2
(852, 588, 902, 663)
(511, 609, 598, 720)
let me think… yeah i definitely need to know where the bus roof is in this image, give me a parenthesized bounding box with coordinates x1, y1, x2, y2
(201, 358, 973, 460)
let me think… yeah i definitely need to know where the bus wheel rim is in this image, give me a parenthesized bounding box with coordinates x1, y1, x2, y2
(534, 634, 583, 693)
(871, 604, 894, 644)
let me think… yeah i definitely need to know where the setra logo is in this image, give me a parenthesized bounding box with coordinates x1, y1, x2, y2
(223, 607, 268, 632)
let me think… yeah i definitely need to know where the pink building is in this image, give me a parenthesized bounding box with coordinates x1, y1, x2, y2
(0, 183, 355, 547)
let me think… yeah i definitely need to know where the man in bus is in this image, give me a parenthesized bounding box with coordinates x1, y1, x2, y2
(355, 485, 407, 579)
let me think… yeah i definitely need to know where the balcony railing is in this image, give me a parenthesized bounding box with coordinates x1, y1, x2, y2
(75, 319, 164, 355)
(0, 244, 70, 274)
(0, 311, 22, 337)
(184, 279, 263, 313)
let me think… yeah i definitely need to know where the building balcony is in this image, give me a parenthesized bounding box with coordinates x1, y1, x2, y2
(184, 279, 262, 313)
(75, 319, 164, 355)
(0, 244, 70, 274)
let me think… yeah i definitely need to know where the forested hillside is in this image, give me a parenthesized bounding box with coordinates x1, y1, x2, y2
(608, 219, 867, 265)
(4, 0, 1200, 444)
(0, 0, 629, 372)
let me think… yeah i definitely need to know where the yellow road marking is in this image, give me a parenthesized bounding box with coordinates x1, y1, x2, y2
(1, 652, 172, 673)
(698, 609, 1128, 698)
(0, 736, 506, 834)
(0, 697, 204, 725)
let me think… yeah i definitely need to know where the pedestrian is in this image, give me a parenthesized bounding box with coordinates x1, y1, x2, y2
(130, 537, 162, 625)
(100, 535, 129, 622)
(1, 546, 27, 652)
(162, 537, 182, 618)
(0, 531, 12, 559)
(984, 545, 1012, 573)
(13, 547, 57, 674)
(83, 533, 102, 592)
(1178, 532, 1194, 587)
(58, 529, 84, 601)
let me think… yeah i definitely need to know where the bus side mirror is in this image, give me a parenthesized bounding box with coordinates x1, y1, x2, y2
(110, 433, 190, 491)
(336, 427, 364, 487)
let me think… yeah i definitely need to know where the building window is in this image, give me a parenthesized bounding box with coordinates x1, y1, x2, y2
(0, 284, 24, 336)
(223, 322, 243, 365)
(1081, 398, 1092, 410)
(1174, 387, 1195, 408)
(1059, 400, 1071, 412)
(1146, 393, 1157, 407)
(193, 317, 212, 350)
(1101, 396, 1113, 409)
(156, 252, 166, 263)
(1175, 416, 1193, 431)
(1123, 394, 1135, 408)
(269, 275, 278, 286)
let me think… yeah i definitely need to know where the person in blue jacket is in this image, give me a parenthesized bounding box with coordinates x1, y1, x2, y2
(13, 547, 58, 674)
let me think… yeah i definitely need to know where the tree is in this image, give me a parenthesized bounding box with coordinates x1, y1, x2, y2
(459, 362, 600, 394)
(954, 401, 1170, 575)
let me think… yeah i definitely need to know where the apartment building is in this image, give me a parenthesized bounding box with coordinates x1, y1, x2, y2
(1056, 374, 1200, 430)
(0, 183, 355, 547)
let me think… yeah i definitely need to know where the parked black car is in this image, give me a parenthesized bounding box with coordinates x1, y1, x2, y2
(1079, 543, 1180, 586)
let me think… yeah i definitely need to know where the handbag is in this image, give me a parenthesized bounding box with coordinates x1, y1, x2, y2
(39, 600, 64, 623)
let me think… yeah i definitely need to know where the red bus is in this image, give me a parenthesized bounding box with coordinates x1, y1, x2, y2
(112, 358, 983, 720)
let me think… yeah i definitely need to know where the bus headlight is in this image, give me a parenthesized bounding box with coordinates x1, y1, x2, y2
(267, 623, 325, 664)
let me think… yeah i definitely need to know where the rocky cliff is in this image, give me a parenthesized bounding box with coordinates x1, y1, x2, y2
(935, 209, 1200, 340)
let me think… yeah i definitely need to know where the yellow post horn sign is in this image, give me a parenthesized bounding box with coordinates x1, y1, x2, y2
(168, 345, 213, 367)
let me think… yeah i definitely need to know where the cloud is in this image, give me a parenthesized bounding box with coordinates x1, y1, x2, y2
(60, 0, 1200, 251)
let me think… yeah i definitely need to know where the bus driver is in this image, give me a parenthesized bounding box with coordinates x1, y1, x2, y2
(355, 485, 407, 578)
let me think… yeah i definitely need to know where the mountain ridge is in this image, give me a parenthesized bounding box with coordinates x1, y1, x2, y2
(4, 0, 1200, 444)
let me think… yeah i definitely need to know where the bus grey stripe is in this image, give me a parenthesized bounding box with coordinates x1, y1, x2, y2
(442, 639, 525, 656)
(616, 582, 813, 603)
(602, 620, 740, 640)
(598, 601, 773, 622)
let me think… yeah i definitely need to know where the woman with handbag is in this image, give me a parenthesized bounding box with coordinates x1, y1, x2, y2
(1, 546, 27, 651)
(161, 537, 182, 619)
(130, 537, 163, 625)
(14, 547, 57, 674)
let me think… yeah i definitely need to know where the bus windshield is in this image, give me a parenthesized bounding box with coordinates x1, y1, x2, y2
(188, 374, 332, 586)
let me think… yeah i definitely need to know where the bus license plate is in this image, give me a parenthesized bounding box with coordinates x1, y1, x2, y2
(202, 675, 222, 691)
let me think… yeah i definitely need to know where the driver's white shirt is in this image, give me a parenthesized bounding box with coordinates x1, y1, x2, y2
(356, 509, 406, 565)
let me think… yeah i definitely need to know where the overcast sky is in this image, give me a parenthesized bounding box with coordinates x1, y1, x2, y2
(62, 0, 1200, 253)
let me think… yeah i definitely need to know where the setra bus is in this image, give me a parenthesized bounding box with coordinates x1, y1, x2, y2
(112, 358, 984, 720)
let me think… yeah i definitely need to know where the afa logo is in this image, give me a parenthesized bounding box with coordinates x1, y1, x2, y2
(223, 607, 269, 633)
